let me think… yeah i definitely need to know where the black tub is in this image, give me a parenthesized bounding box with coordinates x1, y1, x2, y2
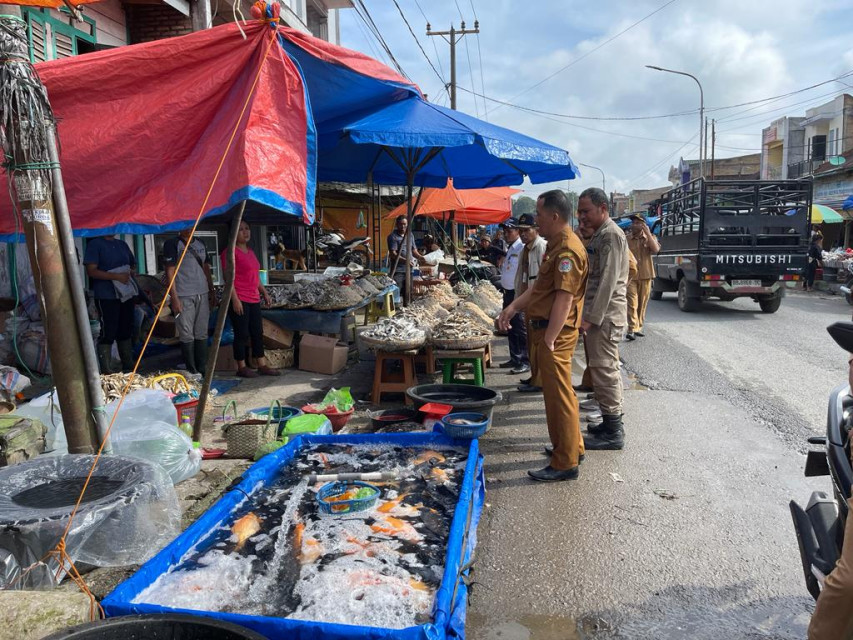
(42, 614, 267, 640)
(406, 384, 502, 421)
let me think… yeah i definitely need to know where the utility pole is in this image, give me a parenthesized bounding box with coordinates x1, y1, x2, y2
(427, 20, 480, 110)
(0, 16, 98, 453)
(711, 119, 716, 179)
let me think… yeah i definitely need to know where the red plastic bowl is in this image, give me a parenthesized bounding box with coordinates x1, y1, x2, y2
(301, 404, 355, 432)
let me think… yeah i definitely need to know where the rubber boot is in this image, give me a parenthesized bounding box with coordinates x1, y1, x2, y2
(583, 414, 625, 450)
(97, 344, 114, 374)
(180, 342, 197, 374)
(193, 339, 209, 375)
(117, 339, 135, 373)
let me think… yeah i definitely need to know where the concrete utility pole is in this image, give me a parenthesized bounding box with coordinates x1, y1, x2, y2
(0, 16, 98, 453)
(711, 119, 716, 179)
(427, 20, 479, 110)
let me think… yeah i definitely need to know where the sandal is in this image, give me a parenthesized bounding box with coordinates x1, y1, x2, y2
(257, 366, 281, 377)
(236, 367, 259, 378)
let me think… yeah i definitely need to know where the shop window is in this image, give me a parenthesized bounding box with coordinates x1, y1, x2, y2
(23, 8, 96, 63)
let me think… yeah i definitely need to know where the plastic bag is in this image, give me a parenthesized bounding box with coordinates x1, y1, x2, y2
(320, 387, 353, 412)
(13, 389, 202, 485)
(0, 454, 180, 589)
(282, 414, 332, 437)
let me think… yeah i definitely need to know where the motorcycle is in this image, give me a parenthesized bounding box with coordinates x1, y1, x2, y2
(790, 321, 853, 599)
(308, 228, 372, 268)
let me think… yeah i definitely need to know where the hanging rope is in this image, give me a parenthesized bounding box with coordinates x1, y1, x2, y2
(10, 10, 283, 614)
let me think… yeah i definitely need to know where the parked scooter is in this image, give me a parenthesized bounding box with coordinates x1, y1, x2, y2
(790, 321, 853, 599)
(839, 262, 853, 305)
(308, 228, 372, 267)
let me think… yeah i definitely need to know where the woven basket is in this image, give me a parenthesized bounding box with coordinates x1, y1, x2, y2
(432, 335, 491, 350)
(222, 399, 280, 459)
(359, 334, 425, 352)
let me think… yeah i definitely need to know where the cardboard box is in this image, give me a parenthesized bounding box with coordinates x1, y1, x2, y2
(262, 318, 294, 349)
(214, 341, 254, 371)
(299, 334, 348, 375)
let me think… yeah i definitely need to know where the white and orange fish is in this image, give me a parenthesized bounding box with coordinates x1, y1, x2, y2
(231, 512, 261, 550)
(370, 516, 422, 542)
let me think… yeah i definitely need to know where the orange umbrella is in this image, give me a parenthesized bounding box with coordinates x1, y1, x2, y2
(8, 0, 100, 8)
(386, 178, 519, 225)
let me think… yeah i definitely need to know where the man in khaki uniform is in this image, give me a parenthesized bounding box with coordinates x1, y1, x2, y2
(515, 213, 548, 393)
(577, 187, 629, 450)
(625, 242, 639, 341)
(626, 215, 660, 339)
(499, 190, 588, 482)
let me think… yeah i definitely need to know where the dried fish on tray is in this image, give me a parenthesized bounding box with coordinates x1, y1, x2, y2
(454, 301, 495, 332)
(100, 372, 200, 404)
(397, 304, 448, 331)
(453, 281, 473, 298)
(361, 316, 426, 351)
(431, 311, 493, 350)
(418, 281, 458, 310)
(312, 279, 365, 311)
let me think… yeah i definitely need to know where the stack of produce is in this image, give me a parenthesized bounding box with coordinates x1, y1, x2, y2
(467, 280, 503, 319)
(431, 310, 492, 350)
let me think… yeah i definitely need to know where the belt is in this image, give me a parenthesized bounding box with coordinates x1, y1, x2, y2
(530, 318, 549, 329)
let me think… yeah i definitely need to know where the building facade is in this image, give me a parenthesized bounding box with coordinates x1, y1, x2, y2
(760, 116, 806, 180)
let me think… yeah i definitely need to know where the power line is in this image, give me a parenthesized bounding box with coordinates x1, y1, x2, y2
(469, 0, 488, 121)
(352, 0, 408, 79)
(412, 0, 445, 78)
(461, 22, 479, 116)
(391, 0, 447, 94)
(487, 0, 679, 115)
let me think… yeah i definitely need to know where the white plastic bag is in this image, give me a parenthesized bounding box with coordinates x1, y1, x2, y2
(13, 389, 201, 485)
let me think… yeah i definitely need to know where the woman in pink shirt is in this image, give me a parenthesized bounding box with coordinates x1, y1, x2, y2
(220, 221, 280, 378)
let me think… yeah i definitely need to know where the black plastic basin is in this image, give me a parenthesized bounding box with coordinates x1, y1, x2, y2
(406, 384, 502, 421)
(42, 614, 267, 640)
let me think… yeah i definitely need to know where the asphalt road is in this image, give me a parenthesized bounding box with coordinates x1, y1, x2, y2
(467, 287, 851, 640)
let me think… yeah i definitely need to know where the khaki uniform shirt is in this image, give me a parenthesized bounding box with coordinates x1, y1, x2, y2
(583, 217, 629, 327)
(628, 249, 638, 283)
(628, 232, 656, 280)
(515, 235, 548, 294)
(527, 226, 588, 330)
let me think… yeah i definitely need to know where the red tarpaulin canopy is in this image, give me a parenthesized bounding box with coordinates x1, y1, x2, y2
(386, 178, 519, 226)
(0, 20, 419, 239)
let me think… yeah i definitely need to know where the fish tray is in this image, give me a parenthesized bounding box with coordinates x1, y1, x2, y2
(439, 413, 490, 440)
(103, 433, 484, 640)
(431, 336, 491, 351)
(317, 481, 380, 514)
(359, 334, 426, 352)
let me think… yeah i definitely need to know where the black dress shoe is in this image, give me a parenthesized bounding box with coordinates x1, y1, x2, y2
(511, 364, 530, 375)
(517, 384, 542, 393)
(528, 465, 579, 482)
(499, 360, 518, 369)
(520, 376, 532, 384)
(635, 331, 645, 337)
(543, 447, 584, 462)
(572, 384, 593, 393)
(625, 332, 636, 341)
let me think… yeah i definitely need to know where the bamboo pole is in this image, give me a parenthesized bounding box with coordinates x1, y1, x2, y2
(193, 201, 246, 442)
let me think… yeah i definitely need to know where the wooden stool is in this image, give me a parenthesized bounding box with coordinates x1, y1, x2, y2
(439, 348, 486, 386)
(364, 292, 396, 325)
(484, 342, 492, 368)
(414, 344, 436, 374)
(372, 349, 417, 404)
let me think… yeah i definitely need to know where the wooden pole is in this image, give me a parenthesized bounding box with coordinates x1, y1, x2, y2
(193, 201, 246, 442)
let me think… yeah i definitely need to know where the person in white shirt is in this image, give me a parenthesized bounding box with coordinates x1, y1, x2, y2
(498, 219, 529, 374)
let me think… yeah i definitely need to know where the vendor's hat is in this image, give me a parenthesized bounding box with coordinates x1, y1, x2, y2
(500, 218, 519, 229)
(517, 213, 536, 228)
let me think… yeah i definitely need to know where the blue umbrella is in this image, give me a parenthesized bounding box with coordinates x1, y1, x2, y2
(843, 195, 853, 211)
(316, 97, 580, 300)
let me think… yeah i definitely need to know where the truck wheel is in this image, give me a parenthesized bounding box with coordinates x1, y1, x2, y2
(677, 278, 701, 312)
(758, 295, 782, 314)
(650, 289, 663, 301)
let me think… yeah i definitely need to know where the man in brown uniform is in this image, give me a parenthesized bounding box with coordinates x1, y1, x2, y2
(625, 240, 639, 341)
(498, 190, 588, 482)
(626, 215, 660, 339)
(577, 188, 629, 450)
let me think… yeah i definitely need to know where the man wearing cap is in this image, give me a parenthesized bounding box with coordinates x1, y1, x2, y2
(498, 190, 588, 482)
(468, 234, 504, 266)
(515, 213, 548, 392)
(626, 215, 660, 339)
(499, 218, 529, 375)
(577, 187, 629, 451)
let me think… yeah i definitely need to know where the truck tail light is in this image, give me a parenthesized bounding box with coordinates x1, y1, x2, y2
(779, 275, 800, 281)
(703, 274, 724, 281)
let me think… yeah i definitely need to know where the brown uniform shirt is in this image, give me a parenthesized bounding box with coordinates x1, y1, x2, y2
(584, 217, 629, 327)
(628, 232, 656, 280)
(527, 226, 588, 330)
(628, 249, 638, 282)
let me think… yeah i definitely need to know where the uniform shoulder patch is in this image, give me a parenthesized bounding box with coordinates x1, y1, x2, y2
(558, 257, 573, 273)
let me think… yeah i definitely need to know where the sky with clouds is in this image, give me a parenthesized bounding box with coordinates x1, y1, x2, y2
(339, 0, 853, 198)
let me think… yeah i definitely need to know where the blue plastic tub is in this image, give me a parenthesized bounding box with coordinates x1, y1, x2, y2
(316, 481, 380, 515)
(439, 412, 489, 439)
(102, 433, 485, 640)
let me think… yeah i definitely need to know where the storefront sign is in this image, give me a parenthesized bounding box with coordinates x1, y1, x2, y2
(814, 176, 853, 200)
